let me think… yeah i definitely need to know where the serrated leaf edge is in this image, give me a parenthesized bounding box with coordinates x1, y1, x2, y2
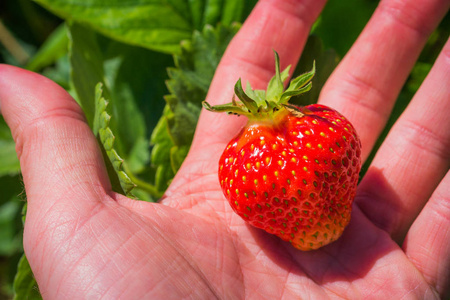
(94, 83, 136, 197)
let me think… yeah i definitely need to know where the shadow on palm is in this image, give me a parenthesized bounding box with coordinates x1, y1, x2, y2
(248, 167, 405, 286)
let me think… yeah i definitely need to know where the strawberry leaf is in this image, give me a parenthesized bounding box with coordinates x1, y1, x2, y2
(280, 82, 313, 103)
(151, 24, 239, 191)
(234, 78, 259, 113)
(280, 62, 315, 104)
(150, 107, 176, 191)
(266, 51, 291, 101)
(202, 101, 249, 115)
(69, 22, 168, 201)
(285, 61, 316, 93)
(34, 0, 256, 54)
(68, 22, 106, 128)
(94, 83, 136, 197)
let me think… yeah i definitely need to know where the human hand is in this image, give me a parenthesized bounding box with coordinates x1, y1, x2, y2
(0, 0, 449, 298)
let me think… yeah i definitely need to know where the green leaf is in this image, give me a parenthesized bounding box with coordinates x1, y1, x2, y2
(101, 42, 171, 167)
(285, 61, 315, 92)
(170, 145, 190, 173)
(280, 82, 313, 103)
(253, 89, 267, 104)
(13, 255, 42, 300)
(68, 21, 171, 165)
(151, 24, 239, 191)
(234, 78, 259, 113)
(35, 0, 192, 54)
(0, 116, 20, 176)
(202, 101, 248, 115)
(34, 0, 254, 54)
(245, 81, 257, 99)
(94, 82, 162, 199)
(165, 95, 202, 148)
(280, 61, 315, 104)
(266, 51, 286, 101)
(150, 110, 176, 192)
(68, 22, 106, 128)
(244, 80, 269, 106)
(69, 23, 171, 199)
(94, 83, 136, 197)
(150, 107, 175, 165)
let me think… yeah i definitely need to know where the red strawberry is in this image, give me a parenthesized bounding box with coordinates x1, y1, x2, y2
(203, 53, 361, 251)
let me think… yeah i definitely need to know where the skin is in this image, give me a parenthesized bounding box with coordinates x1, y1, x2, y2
(0, 0, 449, 298)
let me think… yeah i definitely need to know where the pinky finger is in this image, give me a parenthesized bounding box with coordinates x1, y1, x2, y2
(403, 170, 450, 299)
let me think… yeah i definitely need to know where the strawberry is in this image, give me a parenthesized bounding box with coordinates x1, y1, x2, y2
(203, 52, 361, 251)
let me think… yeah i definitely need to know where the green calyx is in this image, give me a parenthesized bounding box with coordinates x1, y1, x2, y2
(202, 51, 315, 120)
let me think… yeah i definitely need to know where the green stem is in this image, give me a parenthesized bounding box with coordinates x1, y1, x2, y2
(123, 163, 164, 199)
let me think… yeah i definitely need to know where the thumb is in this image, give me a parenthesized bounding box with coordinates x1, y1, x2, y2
(0, 64, 112, 247)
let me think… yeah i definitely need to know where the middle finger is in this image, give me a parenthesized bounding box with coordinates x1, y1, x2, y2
(318, 0, 449, 162)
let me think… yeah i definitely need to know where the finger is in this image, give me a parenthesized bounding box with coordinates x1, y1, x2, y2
(193, 0, 327, 149)
(403, 171, 450, 299)
(165, 0, 327, 197)
(319, 0, 449, 161)
(0, 65, 111, 223)
(356, 38, 450, 241)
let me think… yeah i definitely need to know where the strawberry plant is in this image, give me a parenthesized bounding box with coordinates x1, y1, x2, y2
(204, 53, 361, 250)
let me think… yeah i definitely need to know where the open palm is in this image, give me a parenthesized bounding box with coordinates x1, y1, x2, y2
(1, 0, 449, 299)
